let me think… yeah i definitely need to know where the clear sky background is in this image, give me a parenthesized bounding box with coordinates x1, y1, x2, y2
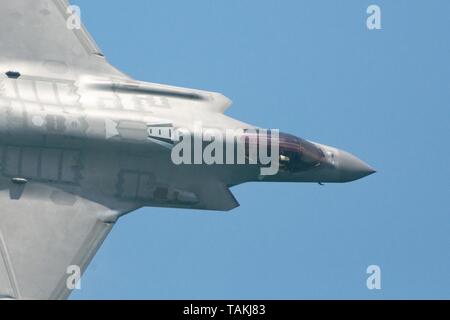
(70, 0, 449, 299)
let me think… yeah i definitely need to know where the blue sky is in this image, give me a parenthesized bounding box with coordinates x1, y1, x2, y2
(71, 0, 450, 299)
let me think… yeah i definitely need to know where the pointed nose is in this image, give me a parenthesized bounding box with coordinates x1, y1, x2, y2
(337, 150, 376, 182)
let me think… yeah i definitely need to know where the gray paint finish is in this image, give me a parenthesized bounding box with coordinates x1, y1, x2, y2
(0, 0, 375, 299)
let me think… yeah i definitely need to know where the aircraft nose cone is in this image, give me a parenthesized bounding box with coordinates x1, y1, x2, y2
(337, 150, 376, 182)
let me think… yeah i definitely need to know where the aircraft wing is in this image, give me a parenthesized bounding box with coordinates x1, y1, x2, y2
(0, 0, 127, 78)
(0, 182, 138, 300)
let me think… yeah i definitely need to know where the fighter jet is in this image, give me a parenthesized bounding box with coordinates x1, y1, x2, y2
(0, 0, 375, 300)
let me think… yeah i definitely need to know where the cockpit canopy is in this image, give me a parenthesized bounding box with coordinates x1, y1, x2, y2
(242, 130, 325, 173)
(277, 132, 325, 172)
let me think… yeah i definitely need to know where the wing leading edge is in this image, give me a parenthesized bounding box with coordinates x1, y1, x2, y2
(0, 0, 127, 78)
(0, 182, 138, 300)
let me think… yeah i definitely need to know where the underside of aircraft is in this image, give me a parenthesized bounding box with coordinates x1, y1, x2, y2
(0, 0, 374, 299)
